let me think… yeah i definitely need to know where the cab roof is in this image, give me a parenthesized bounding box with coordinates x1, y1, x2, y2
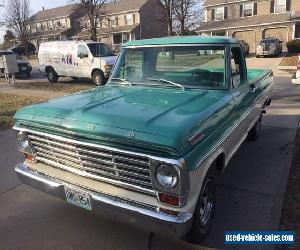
(123, 36, 238, 47)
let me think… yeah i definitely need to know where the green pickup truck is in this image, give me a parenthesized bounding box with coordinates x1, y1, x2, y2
(13, 36, 273, 242)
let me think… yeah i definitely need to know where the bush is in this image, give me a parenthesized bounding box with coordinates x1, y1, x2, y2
(286, 40, 300, 53)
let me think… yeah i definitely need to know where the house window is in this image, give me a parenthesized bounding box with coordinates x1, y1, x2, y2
(214, 7, 224, 21)
(243, 3, 254, 16)
(60, 19, 66, 28)
(275, 0, 286, 13)
(125, 14, 135, 25)
(111, 16, 118, 27)
(48, 20, 53, 30)
(97, 20, 102, 29)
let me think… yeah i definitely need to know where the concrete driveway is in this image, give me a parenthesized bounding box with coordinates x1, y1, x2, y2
(0, 76, 299, 250)
(246, 54, 284, 71)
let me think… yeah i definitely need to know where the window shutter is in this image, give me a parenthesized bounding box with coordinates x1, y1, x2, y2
(270, 0, 275, 13)
(224, 7, 228, 19)
(286, 0, 291, 11)
(253, 2, 258, 15)
(240, 5, 243, 17)
(212, 8, 215, 20)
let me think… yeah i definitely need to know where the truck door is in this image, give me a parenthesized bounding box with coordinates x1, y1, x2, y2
(229, 45, 255, 143)
(76, 44, 92, 78)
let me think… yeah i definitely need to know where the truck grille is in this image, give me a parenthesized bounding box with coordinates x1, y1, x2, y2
(27, 132, 155, 195)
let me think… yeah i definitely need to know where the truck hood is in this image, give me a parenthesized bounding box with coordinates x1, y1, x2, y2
(15, 85, 231, 156)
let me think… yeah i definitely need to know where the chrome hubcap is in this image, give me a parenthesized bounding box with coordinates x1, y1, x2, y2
(199, 179, 214, 226)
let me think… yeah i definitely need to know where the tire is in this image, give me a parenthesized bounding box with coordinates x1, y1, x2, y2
(247, 114, 262, 141)
(46, 68, 58, 83)
(26, 72, 30, 78)
(256, 55, 259, 58)
(92, 70, 106, 86)
(188, 170, 217, 244)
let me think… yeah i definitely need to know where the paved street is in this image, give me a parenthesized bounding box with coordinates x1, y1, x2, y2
(0, 74, 299, 249)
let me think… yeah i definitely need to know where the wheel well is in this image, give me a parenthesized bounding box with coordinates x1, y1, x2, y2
(45, 66, 54, 73)
(91, 68, 103, 77)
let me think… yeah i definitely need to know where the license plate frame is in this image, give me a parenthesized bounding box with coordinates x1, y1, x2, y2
(64, 186, 92, 211)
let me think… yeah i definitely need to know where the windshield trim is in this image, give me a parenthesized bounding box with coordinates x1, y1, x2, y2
(110, 44, 229, 90)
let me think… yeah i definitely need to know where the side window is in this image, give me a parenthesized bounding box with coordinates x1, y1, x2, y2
(78, 45, 89, 58)
(231, 46, 245, 88)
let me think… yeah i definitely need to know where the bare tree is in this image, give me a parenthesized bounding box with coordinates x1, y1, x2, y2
(5, 0, 30, 53)
(71, 0, 109, 41)
(159, 0, 174, 36)
(173, 0, 204, 35)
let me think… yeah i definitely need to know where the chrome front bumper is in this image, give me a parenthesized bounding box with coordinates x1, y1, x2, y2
(15, 163, 193, 238)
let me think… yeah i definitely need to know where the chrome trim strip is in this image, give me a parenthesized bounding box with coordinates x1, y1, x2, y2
(195, 104, 256, 168)
(123, 43, 232, 49)
(15, 163, 193, 225)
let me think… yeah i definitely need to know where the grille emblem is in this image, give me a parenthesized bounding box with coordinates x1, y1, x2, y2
(128, 132, 135, 138)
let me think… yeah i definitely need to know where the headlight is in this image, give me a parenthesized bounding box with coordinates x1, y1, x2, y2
(16, 131, 33, 154)
(156, 164, 178, 189)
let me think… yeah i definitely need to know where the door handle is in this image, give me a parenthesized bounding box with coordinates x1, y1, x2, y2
(249, 83, 256, 93)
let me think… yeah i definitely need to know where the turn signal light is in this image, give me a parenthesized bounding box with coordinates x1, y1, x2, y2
(24, 154, 35, 162)
(158, 193, 180, 207)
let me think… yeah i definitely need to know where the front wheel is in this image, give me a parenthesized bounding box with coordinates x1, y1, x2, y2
(46, 68, 58, 83)
(92, 70, 106, 86)
(188, 174, 216, 244)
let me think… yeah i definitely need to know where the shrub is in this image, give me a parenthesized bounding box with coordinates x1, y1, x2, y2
(286, 40, 300, 53)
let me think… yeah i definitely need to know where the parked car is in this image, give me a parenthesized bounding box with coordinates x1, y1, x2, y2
(14, 36, 273, 243)
(38, 41, 117, 85)
(240, 40, 250, 55)
(0, 50, 32, 77)
(256, 37, 283, 57)
(292, 56, 300, 85)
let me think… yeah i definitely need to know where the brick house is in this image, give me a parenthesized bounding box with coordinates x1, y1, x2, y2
(27, 4, 83, 51)
(197, 0, 300, 53)
(27, 0, 167, 52)
(73, 0, 167, 51)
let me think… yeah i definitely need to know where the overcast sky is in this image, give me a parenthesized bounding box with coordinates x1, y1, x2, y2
(0, 0, 69, 43)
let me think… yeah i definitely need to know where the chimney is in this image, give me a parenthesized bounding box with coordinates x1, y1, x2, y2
(42, 7, 45, 11)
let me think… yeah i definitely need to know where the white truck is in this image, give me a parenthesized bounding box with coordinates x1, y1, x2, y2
(38, 41, 117, 85)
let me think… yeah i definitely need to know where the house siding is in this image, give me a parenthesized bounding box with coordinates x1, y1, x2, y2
(199, 0, 300, 53)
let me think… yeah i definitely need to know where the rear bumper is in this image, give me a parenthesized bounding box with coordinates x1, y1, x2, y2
(15, 163, 193, 238)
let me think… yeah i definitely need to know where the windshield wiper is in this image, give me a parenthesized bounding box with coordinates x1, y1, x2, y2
(147, 78, 185, 90)
(110, 78, 132, 86)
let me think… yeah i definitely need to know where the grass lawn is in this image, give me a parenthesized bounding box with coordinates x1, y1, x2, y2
(279, 54, 299, 66)
(0, 93, 47, 131)
(13, 81, 93, 94)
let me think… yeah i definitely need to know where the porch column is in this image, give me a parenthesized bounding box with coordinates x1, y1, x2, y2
(129, 33, 132, 41)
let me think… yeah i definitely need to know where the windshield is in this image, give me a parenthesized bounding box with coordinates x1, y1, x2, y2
(109, 46, 227, 90)
(260, 39, 276, 44)
(87, 43, 114, 57)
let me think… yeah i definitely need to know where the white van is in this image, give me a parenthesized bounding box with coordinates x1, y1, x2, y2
(38, 41, 117, 85)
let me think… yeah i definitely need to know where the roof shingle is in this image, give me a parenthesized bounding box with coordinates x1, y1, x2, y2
(29, 0, 149, 22)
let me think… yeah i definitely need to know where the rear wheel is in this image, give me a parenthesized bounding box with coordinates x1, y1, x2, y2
(188, 170, 217, 244)
(46, 68, 58, 83)
(92, 70, 106, 86)
(247, 114, 262, 141)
